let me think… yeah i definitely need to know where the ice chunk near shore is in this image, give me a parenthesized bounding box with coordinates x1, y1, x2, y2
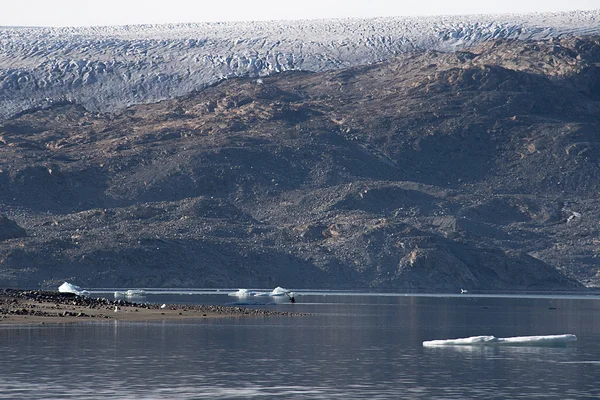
(58, 282, 89, 296)
(228, 287, 287, 297)
(270, 286, 296, 303)
(270, 286, 289, 296)
(228, 287, 296, 301)
(228, 289, 257, 297)
(423, 334, 577, 347)
(114, 289, 147, 299)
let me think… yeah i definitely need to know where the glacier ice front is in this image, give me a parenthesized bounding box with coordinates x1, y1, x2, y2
(423, 334, 577, 347)
(58, 282, 89, 296)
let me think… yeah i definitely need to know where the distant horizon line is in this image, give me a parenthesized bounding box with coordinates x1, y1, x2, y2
(0, 8, 598, 30)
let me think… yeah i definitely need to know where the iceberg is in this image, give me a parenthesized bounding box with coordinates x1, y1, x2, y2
(270, 286, 296, 302)
(423, 334, 577, 347)
(58, 282, 89, 296)
(228, 289, 257, 297)
(228, 287, 296, 301)
(270, 286, 290, 296)
(114, 289, 147, 298)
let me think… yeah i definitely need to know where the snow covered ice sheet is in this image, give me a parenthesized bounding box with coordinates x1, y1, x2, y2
(0, 10, 599, 120)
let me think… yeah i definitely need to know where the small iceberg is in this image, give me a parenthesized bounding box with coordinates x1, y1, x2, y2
(114, 289, 147, 299)
(228, 288, 257, 297)
(228, 287, 296, 302)
(423, 334, 577, 347)
(270, 286, 290, 296)
(58, 282, 89, 296)
(270, 286, 296, 302)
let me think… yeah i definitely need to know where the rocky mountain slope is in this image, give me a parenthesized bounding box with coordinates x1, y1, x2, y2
(1, 32, 599, 290)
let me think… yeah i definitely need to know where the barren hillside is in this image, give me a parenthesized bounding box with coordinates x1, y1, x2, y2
(1, 34, 599, 290)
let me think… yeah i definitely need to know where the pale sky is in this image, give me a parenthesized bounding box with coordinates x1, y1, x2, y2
(1, 0, 598, 27)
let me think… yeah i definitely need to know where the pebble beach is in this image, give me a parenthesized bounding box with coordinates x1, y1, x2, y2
(0, 288, 302, 325)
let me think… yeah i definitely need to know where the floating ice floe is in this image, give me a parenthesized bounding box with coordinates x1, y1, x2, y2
(270, 286, 291, 296)
(114, 289, 147, 298)
(423, 334, 577, 347)
(58, 282, 89, 296)
(228, 286, 296, 301)
(228, 288, 258, 297)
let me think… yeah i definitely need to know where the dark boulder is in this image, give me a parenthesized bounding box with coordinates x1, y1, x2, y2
(0, 215, 26, 241)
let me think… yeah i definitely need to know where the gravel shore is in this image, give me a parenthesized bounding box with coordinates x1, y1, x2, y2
(0, 288, 304, 325)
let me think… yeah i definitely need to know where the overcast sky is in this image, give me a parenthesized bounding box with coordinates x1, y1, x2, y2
(1, 0, 598, 27)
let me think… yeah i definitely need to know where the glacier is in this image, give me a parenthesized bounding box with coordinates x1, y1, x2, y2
(0, 10, 599, 121)
(423, 334, 577, 347)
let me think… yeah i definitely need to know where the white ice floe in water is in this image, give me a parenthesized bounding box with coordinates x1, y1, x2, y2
(228, 288, 258, 297)
(270, 286, 290, 296)
(58, 282, 89, 295)
(229, 287, 295, 300)
(423, 334, 577, 347)
(114, 289, 147, 298)
(0, 10, 599, 121)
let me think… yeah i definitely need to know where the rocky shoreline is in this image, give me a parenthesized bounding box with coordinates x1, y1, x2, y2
(0, 289, 304, 325)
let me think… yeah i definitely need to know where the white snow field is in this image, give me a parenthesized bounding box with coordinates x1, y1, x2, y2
(0, 10, 599, 120)
(423, 334, 578, 347)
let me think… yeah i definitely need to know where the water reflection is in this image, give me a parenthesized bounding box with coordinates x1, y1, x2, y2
(1, 295, 599, 399)
(423, 342, 577, 356)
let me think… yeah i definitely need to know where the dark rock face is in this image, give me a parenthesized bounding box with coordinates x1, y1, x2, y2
(0, 215, 26, 241)
(1, 36, 599, 290)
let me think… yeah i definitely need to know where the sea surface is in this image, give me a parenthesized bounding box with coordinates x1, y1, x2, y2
(1, 290, 599, 399)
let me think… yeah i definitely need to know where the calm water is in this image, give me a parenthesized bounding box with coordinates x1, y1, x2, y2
(1, 291, 600, 399)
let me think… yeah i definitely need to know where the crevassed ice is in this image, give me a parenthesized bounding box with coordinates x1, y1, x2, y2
(0, 10, 599, 121)
(423, 334, 577, 347)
